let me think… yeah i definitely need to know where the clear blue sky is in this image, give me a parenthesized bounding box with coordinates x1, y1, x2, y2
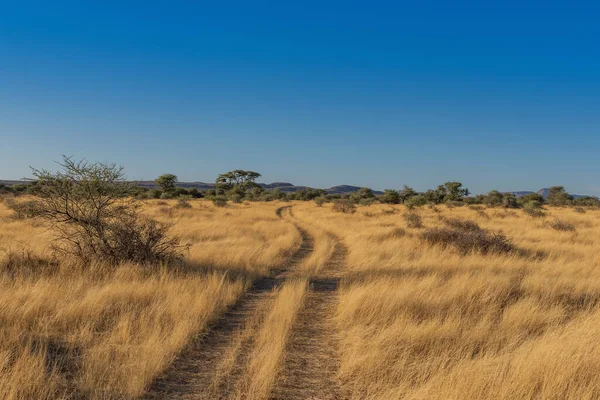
(1, 1, 599, 194)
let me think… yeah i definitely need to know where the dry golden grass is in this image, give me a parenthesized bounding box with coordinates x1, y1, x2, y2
(3, 197, 600, 399)
(0, 199, 298, 399)
(294, 202, 600, 399)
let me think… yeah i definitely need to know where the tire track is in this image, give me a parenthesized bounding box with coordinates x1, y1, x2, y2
(143, 206, 313, 399)
(272, 209, 348, 400)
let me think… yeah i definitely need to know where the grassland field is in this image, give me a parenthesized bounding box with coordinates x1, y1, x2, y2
(1, 198, 600, 399)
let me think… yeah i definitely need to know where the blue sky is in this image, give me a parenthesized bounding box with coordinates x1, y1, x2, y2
(1, 1, 599, 194)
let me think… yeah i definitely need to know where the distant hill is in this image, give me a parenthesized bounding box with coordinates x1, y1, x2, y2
(534, 188, 589, 199)
(507, 191, 535, 198)
(0, 180, 28, 186)
(507, 189, 591, 199)
(326, 185, 383, 195)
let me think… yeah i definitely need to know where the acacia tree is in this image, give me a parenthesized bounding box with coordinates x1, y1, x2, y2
(398, 185, 418, 203)
(547, 186, 573, 206)
(155, 173, 178, 192)
(436, 182, 470, 203)
(30, 156, 181, 265)
(216, 170, 262, 191)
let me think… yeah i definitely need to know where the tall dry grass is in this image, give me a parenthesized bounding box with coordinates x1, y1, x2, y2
(4, 197, 600, 399)
(293, 202, 600, 399)
(0, 199, 298, 399)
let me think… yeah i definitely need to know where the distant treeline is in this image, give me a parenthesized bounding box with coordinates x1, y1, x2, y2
(2, 170, 598, 209)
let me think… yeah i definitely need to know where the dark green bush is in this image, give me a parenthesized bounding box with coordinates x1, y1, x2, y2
(212, 196, 228, 207)
(381, 189, 400, 204)
(314, 196, 326, 207)
(523, 201, 546, 218)
(405, 195, 427, 208)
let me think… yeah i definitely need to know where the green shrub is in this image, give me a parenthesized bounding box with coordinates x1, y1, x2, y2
(573, 197, 600, 207)
(314, 196, 326, 207)
(405, 195, 427, 208)
(359, 198, 376, 206)
(518, 193, 545, 207)
(502, 193, 519, 209)
(484, 190, 503, 207)
(381, 189, 400, 204)
(212, 196, 228, 207)
(187, 188, 203, 198)
(147, 189, 162, 199)
(546, 186, 573, 206)
(523, 201, 546, 218)
(229, 193, 243, 204)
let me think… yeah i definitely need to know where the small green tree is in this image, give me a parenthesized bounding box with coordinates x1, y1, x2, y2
(398, 185, 418, 203)
(502, 193, 519, 209)
(405, 195, 427, 207)
(381, 189, 400, 204)
(518, 193, 545, 207)
(546, 186, 573, 206)
(484, 190, 504, 207)
(314, 196, 326, 207)
(155, 174, 178, 193)
(437, 182, 469, 203)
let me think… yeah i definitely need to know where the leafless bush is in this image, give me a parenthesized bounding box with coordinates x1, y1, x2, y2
(332, 199, 356, 214)
(548, 218, 576, 232)
(404, 212, 423, 228)
(574, 207, 586, 214)
(421, 227, 513, 255)
(30, 156, 182, 265)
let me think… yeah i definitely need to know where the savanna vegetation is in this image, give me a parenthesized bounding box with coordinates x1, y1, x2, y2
(2, 159, 600, 399)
